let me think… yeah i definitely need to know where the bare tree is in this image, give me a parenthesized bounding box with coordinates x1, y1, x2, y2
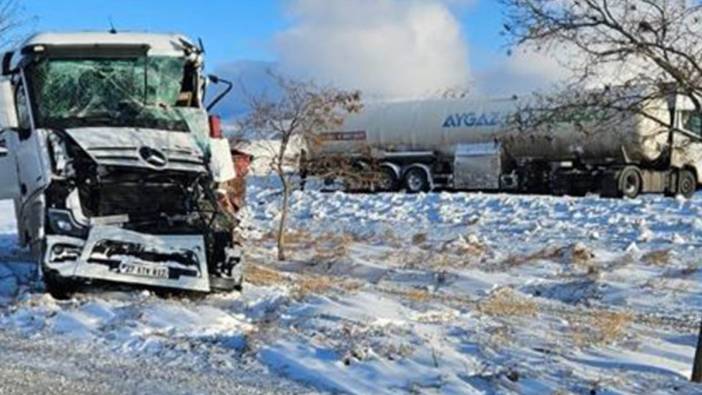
(500, 0, 702, 381)
(240, 72, 361, 261)
(501, 0, 702, 136)
(0, 1, 29, 49)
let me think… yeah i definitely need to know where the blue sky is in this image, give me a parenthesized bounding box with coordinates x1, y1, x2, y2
(20, 0, 506, 71)
(20, 0, 288, 68)
(18, 0, 552, 113)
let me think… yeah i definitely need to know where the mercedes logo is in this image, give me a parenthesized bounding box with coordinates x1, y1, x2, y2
(138, 146, 168, 169)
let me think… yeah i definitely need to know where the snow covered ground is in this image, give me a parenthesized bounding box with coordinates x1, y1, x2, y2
(2, 178, 702, 394)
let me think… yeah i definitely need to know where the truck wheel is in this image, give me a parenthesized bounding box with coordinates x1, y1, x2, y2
(403, 167, 430, 193)
(618, 166, 642, 199)
(42, 267, 78, 300)
(378, 166, 399, 192)
(678, 169, 697, 199)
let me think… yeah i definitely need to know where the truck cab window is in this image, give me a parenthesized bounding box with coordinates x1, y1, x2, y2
(27, 56, 190, 131)
(682, 111, 702, 136)
(15, 83, 31, 130)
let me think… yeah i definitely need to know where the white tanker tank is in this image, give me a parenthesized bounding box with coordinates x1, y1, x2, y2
(307, 95, 702, 198)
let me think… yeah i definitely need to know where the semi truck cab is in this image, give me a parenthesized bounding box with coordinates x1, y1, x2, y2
(0, 32, 242, 296)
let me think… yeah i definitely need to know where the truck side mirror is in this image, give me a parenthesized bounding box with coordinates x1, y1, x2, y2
(0, 80, 18, 129)
(206, 75, 233, 112)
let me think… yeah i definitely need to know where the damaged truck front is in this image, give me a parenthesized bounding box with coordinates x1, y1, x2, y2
(0, 32, 243, 296)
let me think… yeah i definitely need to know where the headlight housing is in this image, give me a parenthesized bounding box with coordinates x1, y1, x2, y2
(47, 209, 88, 238)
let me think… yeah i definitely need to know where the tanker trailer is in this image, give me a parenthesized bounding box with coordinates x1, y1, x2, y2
(305, 94, 702, 198)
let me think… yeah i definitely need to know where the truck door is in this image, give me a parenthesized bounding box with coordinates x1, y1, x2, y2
(0, 78, 19, 200)
(0, 130, 19, 199)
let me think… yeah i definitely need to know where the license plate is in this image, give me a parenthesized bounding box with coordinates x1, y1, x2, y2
(119, 262, 169, 279)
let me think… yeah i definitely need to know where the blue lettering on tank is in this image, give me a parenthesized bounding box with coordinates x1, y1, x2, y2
(464, 112, 476, 127)
(443, 111, 503, 128)
(442, 114, 457, 128)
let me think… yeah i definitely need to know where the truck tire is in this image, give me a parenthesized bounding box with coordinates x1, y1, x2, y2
(618, 166, 642, 199)
(43, 267, 78, 300)
(678, 169, 697, 199)
(378, 166, 399, 192)
(403, 167, 430, 193)
(37, 240, 78, 299)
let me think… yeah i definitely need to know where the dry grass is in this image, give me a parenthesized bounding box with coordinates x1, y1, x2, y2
(397, 250, 471, 270)
(405, 288, 431, 303)
(642, 249, 672, 266)
(501, 246, 564, 268)
(500, 244, 595, 273)
(430, 253, 459, 269)
(311, 233, 354, 263)
(478, 288, 538, 317)
(570, 243, 595, 266)
(680, 263, 700, 277)
(293, 275, 335, 299)
(259, 228, 313, 244)
(244, 264, 287, 287)
(569, 243, 600, 278)
(485, 325, 514, 349)
(292, 273, 362, 299)
(378, 285, 440, 305)
(570, 310, 634, 346)
(456, 242, 488, 257)
(439, 234, 488, 258)
(258, 229, 356, 263)
(412, 233, 428, 246)
(245, 262, 361, 299)
(285, 229, 315, 245)
(382, 229, 403, 247)
(595, 311, 634, 343)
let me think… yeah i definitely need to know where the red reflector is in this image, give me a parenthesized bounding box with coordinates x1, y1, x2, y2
(209, 115, 223, 139)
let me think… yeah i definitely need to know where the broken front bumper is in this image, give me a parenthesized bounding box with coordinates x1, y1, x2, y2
(43, 226, 220, 292)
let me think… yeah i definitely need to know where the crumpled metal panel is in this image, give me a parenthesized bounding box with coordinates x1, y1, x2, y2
(63, 127, 206, 173)
(66, 226, 210, 292)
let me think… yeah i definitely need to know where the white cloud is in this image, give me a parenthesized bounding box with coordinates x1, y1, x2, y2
(274, 0, 471, 99)
(474, 45, 573, 96)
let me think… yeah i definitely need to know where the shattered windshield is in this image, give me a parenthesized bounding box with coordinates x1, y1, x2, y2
(28, 56, 190, 131)
(682, 110, 702, 136)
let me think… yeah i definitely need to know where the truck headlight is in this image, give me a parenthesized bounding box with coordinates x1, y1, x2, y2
(47, 209, 88, 238)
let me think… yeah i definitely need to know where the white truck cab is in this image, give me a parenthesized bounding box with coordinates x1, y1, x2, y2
(0, 32, 241, 296)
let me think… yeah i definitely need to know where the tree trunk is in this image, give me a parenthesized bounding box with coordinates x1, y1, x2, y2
(692, 320, 702, 382)
(274, 136, 292, 262)
(276, 175, 289, 261)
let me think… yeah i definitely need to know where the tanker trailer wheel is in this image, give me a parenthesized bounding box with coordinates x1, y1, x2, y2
(377, 166, 399, 192)
(403, 167, 430, 193)
(677, 169, 697, 199)
(618, 166, 642, 199)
